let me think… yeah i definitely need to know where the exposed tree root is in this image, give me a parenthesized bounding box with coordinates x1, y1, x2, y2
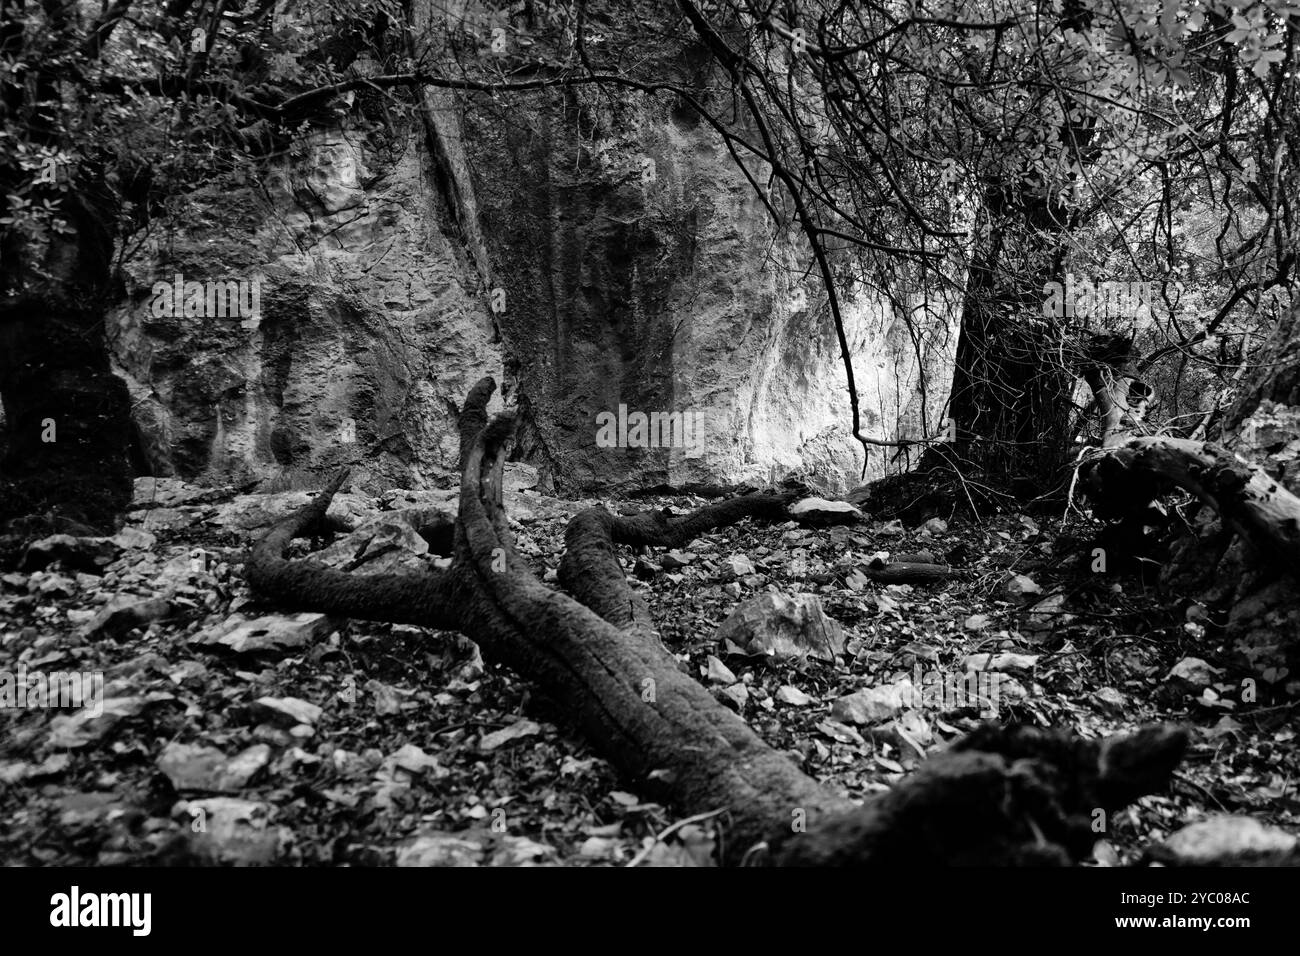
(606, 493, 795, 548)
(246, 378, 1187, 865)
(246, 470, 462, 631)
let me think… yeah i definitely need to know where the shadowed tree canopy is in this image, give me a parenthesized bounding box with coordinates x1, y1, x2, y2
(2, 0, 1296, 525)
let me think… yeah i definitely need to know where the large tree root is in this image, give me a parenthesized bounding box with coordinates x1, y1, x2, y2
(247, 378, 1186, 865)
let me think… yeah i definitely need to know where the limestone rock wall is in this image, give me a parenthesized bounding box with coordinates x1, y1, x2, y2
(462, 87, 960, 495)
(107, 69, 960, 497)
(108, 129, 503, 494)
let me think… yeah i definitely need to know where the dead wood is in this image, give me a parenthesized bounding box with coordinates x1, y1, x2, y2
(247, 377, 1186, 865)
(1081, 436, 1300, 579)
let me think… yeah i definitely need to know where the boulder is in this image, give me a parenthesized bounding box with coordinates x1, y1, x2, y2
(105, 39, 959, 497)
(715, 592, 846, 662)
(312, 515, 430, 575)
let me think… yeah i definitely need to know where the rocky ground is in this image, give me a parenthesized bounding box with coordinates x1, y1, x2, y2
(1, 472, 1298, 866)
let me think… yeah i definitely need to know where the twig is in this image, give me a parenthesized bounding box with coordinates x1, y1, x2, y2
(625, 808, 729, 868)
(1171, 771, 1229, 813)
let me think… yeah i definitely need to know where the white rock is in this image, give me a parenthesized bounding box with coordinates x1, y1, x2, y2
(253, 696, 323, 726)
(1157, 815, 1298, 864)
(727, 553, 756, 577)
(1025, 593, 1071, 633)
(480, 719, 542, 752)
(705, 655, 737, 685)
(1094, 686, 1126, 712)
(396, 832, 483, 867)
(503, 462, 540, 491)
(313, 517, 429, 574)
(962, 652, 1039, 674)
(158, 742, 270, 792)
(720, 683, 749, 709)
(1003, 573, 1042, 602)
(195, 612, 336, 655)
(816, 720, 867, 746)
(46, 695, 173, 748)
(579, 837, 620, 860)
(1167, 656, 1222, 689)
(714, 592, 845, 661)
(844, 568, 871, 591)
(111, 527, 158, 551)
(789, 497, 863, 527)
(180, 798, 282, 865)
(831, 680, 914, 725)
(871, 709, 933, 756)
(389, 744, 446, 778)
(774, 685, 814, 706)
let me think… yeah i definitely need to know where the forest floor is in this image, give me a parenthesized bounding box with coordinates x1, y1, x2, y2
(1, 476, 1298, 866)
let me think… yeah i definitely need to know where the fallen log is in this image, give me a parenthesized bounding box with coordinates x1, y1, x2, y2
(247, 378, 1186, 865)
(1080, 436, 1300, 579)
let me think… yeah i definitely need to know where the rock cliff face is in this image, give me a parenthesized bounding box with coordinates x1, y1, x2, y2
(462, 86, 960, 495)
(107, 69, 960, 497)
(108, 129, 503, 494)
